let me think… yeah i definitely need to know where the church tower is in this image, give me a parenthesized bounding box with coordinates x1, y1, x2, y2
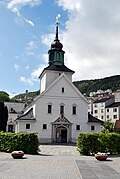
(39, 18, 74, 93)
(48, 21, 64, 66)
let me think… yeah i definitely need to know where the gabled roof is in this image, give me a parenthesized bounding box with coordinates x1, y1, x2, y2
(42, 73, 88, 103)
(15, 108, 36, 121)
(93, 97, 113, 103)
(25, 73, 88, 111)
(106, 102, 120, 108)
(88, 113, 102, 123)
(39, 64, 75, 78)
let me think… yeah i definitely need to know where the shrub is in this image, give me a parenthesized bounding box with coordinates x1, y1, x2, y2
(77, 132, 100, 155)
(77, 132, 120, 155)
(0, 132, 39, 154)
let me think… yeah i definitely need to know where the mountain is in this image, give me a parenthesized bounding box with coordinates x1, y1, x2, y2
(73, 75, 120, 96)
(10, 75, 120, 102)
(11, 90, 40, 103)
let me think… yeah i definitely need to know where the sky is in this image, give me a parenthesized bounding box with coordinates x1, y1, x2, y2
(1, 0, 120, 97)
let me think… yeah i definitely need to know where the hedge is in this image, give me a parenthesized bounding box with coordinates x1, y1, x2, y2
(0, 132, 39, 154)
(77, 132, 120, 155)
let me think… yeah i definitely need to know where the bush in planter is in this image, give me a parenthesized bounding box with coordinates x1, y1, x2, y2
(77, 132, 120, 155)
(106, 133, 120, 154)
(0, 132, 39, 154)
(77, 132, 100, 155)
(98, 133, 109, 153)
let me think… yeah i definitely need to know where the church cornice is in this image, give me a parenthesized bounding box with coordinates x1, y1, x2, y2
(39, 64, 75, 78)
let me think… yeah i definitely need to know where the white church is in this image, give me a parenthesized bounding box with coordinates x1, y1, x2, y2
(14, 21, 101, 143)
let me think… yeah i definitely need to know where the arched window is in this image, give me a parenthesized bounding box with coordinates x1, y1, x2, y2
(49, 53, 54, 63)
(60, 103, 65, 114)
(72, 104, 77, 115)
(47, 102, 52, 114)
(56, 52, 60, 61)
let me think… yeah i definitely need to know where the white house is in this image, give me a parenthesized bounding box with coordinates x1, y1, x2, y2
(93, 97, 114, 121)
(5, 102, 24, 132)
(105, 102, 120, 122)
(14, 22, 102, 143)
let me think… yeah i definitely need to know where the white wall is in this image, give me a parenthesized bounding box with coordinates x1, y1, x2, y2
(16, 75, 101, 143)
(40, 70, 73, 93)
(105, 106, 120, 122)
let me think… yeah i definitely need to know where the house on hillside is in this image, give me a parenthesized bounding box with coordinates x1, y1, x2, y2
(105, 102, 120, 122)
(92, 97, 114, 121)
(14, 22, 102, 143)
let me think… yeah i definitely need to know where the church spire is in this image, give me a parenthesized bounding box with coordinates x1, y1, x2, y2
(48, 14, 65, 66)
(55, 14, 60, 40)
(55, 22, 58, 40)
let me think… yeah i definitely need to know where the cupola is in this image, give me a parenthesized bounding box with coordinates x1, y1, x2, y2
(48, 16, 65, 66)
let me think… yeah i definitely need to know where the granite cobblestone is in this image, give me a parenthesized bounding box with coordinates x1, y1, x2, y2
(0, 145, 120, 179)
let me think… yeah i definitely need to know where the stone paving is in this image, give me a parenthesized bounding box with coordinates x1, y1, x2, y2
(0, 145, 120, 179)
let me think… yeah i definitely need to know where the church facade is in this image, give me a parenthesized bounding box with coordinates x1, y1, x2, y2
(15, 22, 101, 143)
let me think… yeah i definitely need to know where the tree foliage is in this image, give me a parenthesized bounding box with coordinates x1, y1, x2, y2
(0, 91, 10, 102)
(102, 120, 115, 133)
(0, 132, 39, 154)
(73, 75, 120, 96)
(12, 90, 39, 103)
(77, 132, 120, 155)
(8, 75, 120, 103)
(0, 102, 8, 132)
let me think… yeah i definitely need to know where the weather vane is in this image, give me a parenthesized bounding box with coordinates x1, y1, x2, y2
(56, 14, 61, 24)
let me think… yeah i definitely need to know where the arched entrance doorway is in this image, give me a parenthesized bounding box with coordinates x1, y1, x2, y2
(51, 115, 72, 143)
(56, 126, 67, 143)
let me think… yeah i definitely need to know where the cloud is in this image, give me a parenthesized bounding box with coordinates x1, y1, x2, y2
(7, 91, 19, 98)
(26, 41, 37, 50)
(7, 0, 41, 27)
(25, 65, 30, 70)
(13, 7, 34, 26)
(57, 0, 81, 11)
(55, 0, 120, 80)
(14, 63, 20, 71)
(25, 40, 38, 56)
(20, 76, 34, 86)
(41, 33, 54, 47)
(7, 0, 41, 9)
(20, 64, 46, 86)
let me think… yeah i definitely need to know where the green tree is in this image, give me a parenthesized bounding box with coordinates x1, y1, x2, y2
(0, 91, 10, 102)
(0, 102, 8, 131)
(102, 120, 114, 133)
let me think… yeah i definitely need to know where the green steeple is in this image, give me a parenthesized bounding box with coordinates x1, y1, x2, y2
(48, 21, 65, 66)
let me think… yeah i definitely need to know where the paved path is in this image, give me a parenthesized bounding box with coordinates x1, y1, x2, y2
(39, 144, 79, 156)
(0, 145, 120, 179)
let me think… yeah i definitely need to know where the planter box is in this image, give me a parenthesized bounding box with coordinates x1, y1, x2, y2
(95, 153, 108, 161)
(11, 151, 24, 159)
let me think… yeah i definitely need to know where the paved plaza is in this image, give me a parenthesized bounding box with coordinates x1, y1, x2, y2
(0, 145, 120, 179)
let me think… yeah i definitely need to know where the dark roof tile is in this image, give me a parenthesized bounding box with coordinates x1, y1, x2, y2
(15, 108, 36, 121)
(106, 102, 120, 108)
(88, 113, 103, 123)
(39, 64, 75, 78)
(93, 97, 113, 103)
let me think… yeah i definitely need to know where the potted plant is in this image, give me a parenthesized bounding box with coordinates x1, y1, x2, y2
(11, 151, 24, 159)
(95, 152, 108, 161)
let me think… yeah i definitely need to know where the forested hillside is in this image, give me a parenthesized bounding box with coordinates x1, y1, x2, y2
(73, 75, 120, 96)
(11, 90, 40, 103)
(1, 75, 120, 102)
